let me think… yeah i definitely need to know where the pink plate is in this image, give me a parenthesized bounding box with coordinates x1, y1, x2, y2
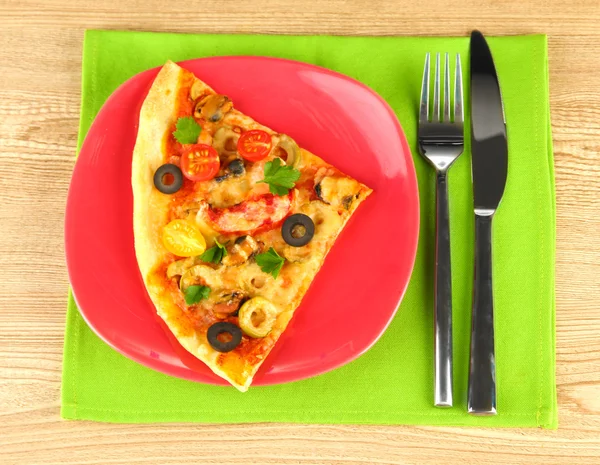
(65, 56, 419, 387)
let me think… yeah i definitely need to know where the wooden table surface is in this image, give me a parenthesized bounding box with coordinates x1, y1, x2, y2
(1, 0, 600, 463)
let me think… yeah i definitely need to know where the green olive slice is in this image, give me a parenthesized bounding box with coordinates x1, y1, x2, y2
(238, 296, 280, 338)
(276, 134, 301, 167)
(212, 126, 240, 158)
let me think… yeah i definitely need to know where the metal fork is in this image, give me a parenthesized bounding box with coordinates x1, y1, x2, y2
(418, 52, 464, 408)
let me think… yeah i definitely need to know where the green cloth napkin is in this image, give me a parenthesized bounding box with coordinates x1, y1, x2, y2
(62, 30, 556, 427)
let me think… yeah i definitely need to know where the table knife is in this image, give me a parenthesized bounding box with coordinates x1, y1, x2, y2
(468, 30, 508, 415)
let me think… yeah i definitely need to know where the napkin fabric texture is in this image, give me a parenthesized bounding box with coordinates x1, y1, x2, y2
(62, 30, 556, 428)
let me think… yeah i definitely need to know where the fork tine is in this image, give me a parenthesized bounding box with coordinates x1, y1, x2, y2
(454, 54, 464, 123)
(433, 53, 440, 122)
(443, 53, 450, 122)
(419, 53, 430, 123)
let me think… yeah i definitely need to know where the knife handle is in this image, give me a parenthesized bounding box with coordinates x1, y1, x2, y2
(468, 214, 497, 415)
(434, 172, 453, 407)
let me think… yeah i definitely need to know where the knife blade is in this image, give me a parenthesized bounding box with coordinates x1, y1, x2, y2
(468, 30, 508, 416)
(471, 31, 508, 213)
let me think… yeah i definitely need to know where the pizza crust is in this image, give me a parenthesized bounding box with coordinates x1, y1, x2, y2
(132, 61, 180, 279)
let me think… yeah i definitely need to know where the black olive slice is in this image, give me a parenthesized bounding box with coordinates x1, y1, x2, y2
(282, 213, 315, 247)
(214, 173, 231, 183)
(228, 159, 245, 176)
(207, 322, 242, 353)
(213, 159, 245, 183)
(154, 164, 183, 194)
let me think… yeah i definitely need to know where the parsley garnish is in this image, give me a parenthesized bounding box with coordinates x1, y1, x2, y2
(173, 116, 201, 144)
(184, 285, 210, 305)
(255, 247, 285, 279)
(199, 239, 227, 264)
(258, 158, 301, 196)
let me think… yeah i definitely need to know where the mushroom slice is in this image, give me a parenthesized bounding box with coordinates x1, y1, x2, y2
(314, 176, 361, 211)
(167, 257, 197, 279)
(194, 94, 233, 123)
(222, 235, 260, 266)
(212, 290, 246, 317)
(190, 80, 207, 101)
(280, 243, 312, 263)
(179, 264, 220, 292)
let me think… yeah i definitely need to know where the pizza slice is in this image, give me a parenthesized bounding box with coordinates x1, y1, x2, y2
(132, 61, 372, 391)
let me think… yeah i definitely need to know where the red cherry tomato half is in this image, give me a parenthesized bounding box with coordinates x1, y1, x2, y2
(180, 144, 220, 182)
(237, 130, 273, 162)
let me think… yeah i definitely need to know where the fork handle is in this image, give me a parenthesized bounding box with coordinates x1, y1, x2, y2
(468, 214, 497, 415)
(434, 172, 453, 407)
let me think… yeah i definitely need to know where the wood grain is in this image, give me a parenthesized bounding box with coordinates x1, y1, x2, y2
(1, 0, 599, 463)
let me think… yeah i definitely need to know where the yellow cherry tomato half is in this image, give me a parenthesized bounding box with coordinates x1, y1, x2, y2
(162, 219, 207, 257)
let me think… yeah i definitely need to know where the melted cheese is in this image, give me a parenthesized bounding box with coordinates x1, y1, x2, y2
(207, 177, 251, 208)
(231, 260, 318, 311)
(318, 176, 361, 211)
(300, 201, 344, 243)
